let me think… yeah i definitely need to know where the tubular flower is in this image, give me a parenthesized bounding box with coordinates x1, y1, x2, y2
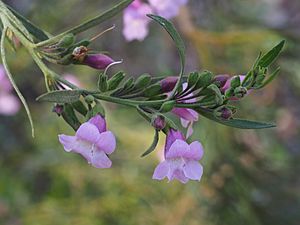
(58, 115, 116, 168)
(83, 54, 114, 70)
(153, 129, 204, 183)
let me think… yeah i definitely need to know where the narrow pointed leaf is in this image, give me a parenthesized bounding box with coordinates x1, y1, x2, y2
(1, 28, 35, 136)
(141, 130, 159, 157)
(148, 14, 185, 98)
(195, 107, 276, 129)
(37, 90, 82, 103)
(7, 5, 49, 41)
(258, 40, 285, 68)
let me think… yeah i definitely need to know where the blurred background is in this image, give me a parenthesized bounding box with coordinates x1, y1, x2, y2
(1, 0, 300, 224)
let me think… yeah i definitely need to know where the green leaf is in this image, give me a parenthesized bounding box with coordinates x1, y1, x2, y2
(255, 67, 280, 89)
(7, 5, 49, 41)
(195, 107, 276, 129)
(107, 71, 125, 91)
(0, 27, 35, 137)
(141, 130, 159, 157)
(134, 74, 151, 89)
(62, 104, 81, 131)
(148, 14, 185, 98)
(258, 40, 285, 68)
(37, 90, 82, 103)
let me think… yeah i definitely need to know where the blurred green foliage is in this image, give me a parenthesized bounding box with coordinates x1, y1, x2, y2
(1, 0, 300, 225)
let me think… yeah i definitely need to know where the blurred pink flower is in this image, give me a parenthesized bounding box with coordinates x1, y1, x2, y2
(123, 0, 153, 41)
(153, 129, 204, 183)
(58, 115, 116, 168)
(149, 0, 188, 19)
(0, 65, 20, 116)
(123, 0, 188, 41)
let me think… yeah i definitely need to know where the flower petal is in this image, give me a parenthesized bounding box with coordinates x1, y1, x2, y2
(165, 129, 185, 152)
(96, 131, 116, 154)
(172, 108, 198, 122)
(152, 161, 169, 180)
(59, 135, 93, 163)
(76, 122, 100, 143)
(172, 169, 189, 183)
(89, 115, 107, 133)
(166, 139, 189, 159)
(58, 134, 76, 152)
(184, 141, 204, 160)
(91, 150, 112, 168)
(183, 160, 203, 181)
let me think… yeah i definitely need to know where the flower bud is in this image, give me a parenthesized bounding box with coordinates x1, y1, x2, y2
(83, 54, 114, 70)
(152, 115, 166, 130)
(214, 74, 230, 88)
(84, 95, 95, 104)
(53, 104, 64, 116)
(160, 76, 178, 93)
(215, 107, 233, 120)
(234, 87, 248, 98)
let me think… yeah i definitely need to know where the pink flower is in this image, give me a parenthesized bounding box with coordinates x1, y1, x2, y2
(153, 129, 204, 183)
(0, 65, 20, 116)
(123, 0, 153, 41)
(149, 0, 188, 19)
(172, 83, 198, 138)
(58, 115, 116, 168)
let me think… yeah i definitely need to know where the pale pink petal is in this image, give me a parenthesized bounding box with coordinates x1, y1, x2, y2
(59, 135, 93, 163)
(184, 141, 204, 160)
(96, 131, 116, 154)
(183, 160, 203, 181)
(186, 122, 194, 139)
(91, 150, 112, 168)
(152, 161, 169, 180)
(166, 139, 189, 159)
(89, 115, 107, 133)
(75, 122, 100, 143)
(180, 118, 189, 128)
(172, 108, 198, 121)
(58, 135, 77, 152)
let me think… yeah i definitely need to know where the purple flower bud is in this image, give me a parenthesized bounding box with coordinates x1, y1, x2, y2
(83, 54, 114, 70)
(152, 115, 166, 130)
(160, 76, 178, 93)
(53, 104, 64, 116)
(219, 107, 232, 120)
(214, 74, 230, 89)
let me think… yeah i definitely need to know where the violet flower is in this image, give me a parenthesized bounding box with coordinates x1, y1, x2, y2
(58, 115, 116, 168)
(123, 0, 153, 41)
(0, 65, 20, 116)
(153, 129, 204, 183)
(83, 54, 114, 70)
